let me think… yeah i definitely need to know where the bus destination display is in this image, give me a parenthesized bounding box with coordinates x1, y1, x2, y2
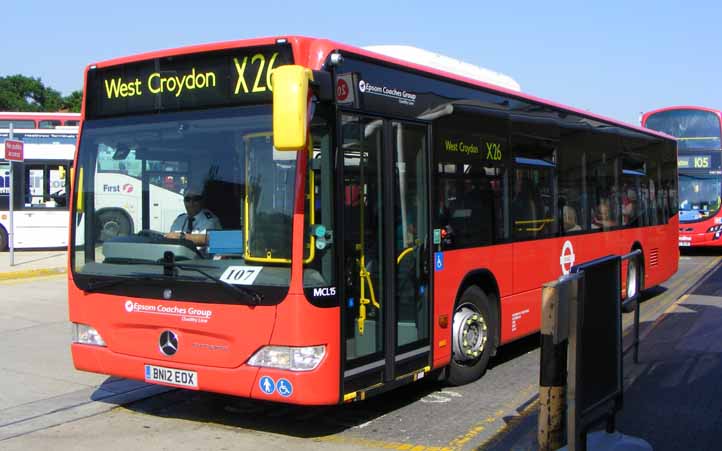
(678, 153, 720, 170)
(85, 44, 293, 118)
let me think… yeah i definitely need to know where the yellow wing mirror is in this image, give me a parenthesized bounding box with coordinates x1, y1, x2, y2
(272, 65, 313, 151)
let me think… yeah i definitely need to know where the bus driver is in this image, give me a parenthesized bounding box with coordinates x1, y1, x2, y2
(165, 186, 222, 246)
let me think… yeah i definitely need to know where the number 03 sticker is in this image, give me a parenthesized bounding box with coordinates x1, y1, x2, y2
(219, 266, 263, 285)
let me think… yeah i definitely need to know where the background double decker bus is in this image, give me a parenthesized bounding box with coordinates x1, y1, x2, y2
(642, 106, 722, 247)
(0, 112, 80, 129)
(69, 36, 678, 406)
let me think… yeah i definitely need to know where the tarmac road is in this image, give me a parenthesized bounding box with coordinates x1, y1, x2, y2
(0, 252, 718, 451)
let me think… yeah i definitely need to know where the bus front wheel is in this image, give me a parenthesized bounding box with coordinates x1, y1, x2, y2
(96, 210, 132, 243)
(447, 286, 498, 386)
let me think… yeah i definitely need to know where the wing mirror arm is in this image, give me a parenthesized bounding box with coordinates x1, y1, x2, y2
(310, 70, 333, 102)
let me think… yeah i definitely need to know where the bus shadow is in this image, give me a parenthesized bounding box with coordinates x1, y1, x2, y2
(112, 333, 543, 438)
(637, 285, 668, 307)
(489, 332, 540, 371)
(680, 247, 722, 257)
(118, 376, 448, 437)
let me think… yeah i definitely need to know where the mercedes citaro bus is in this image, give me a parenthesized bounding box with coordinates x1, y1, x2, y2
(69, 36, 678, 405)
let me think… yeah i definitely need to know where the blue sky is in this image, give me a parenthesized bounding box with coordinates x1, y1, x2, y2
(4, 1, 721, 124)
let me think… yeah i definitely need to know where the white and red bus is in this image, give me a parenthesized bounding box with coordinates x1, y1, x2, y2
(0, 112, 80, 129)
(0, 129, 77, 250)
(642, 106, 722, 247)
(69, 36, 678, 405)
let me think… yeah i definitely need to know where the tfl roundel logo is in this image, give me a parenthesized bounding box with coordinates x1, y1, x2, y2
(559, 240, 576, 275)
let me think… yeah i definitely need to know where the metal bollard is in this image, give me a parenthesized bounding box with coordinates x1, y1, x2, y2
(538, 282, 567, 451)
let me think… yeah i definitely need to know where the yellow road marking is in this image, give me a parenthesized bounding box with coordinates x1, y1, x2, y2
(0, 272, 65, 285)
(446, 384, 537, 450)
(316, 435, 453, 450)
(0, 267, 66, 282)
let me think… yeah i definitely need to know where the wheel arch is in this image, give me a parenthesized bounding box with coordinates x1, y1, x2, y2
(455, 269, 501, 351)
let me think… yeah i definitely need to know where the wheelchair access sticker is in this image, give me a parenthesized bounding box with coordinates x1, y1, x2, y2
(434, 252, 444, 271)
(276, 378, 293, 397)
(258, 376, 293, 397)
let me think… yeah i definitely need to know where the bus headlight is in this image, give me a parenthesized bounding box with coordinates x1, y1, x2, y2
(72, 323, 106, 346)
(247, 345, 326, 371)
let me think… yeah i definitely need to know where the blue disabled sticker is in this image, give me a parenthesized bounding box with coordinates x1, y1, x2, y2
(259, 376, 275, 395)
(434, 252, 444, 271)
(276, 378, 293, 397)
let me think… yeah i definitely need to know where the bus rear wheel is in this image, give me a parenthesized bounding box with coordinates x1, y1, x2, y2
(447, 286, 498, 386)
(622, 252, 644, 313)
(0, 226, 7, 252)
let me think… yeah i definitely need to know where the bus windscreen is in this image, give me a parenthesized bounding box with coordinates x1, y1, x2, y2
(645, 109, 721, 150)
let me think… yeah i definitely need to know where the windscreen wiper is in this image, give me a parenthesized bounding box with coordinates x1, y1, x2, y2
(173, 264, 264, 305)
(84, 274, 166, 291)
(162, 252, 264, 305)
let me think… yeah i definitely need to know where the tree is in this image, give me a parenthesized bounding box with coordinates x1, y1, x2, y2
(0, 74, 80, 112)
(61, 90, 83, 112)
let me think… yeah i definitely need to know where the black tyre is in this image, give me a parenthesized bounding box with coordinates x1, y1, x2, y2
(622, 252, 644, 313)
(96, 210, 132, 243)
(0, 226, 7, 252)
(447, 286, 498, 386)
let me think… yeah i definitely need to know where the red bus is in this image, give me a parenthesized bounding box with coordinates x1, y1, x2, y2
(0, 111, 80, 129)
(69, 36, 678, 405)
(642, 106, 722, 247)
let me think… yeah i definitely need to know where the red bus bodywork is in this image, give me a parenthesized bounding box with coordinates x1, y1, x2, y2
(0, 111, 80, 129)
(70, 36, 678, 405)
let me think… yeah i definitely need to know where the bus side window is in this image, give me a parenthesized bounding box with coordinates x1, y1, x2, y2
(511, 172, 538, 238)
(23, 164, 68, 209)
(621, 185, 640, 227)
(39, 120, 62, 129)
(512, 166, 555, 239)
(562, 204, 582, 233)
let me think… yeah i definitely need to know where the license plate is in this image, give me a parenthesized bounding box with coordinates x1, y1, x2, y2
(144, 364, 198, 389)
(679, 241, 691, 247)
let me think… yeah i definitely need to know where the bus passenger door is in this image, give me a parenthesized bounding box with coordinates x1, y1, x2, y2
(340, 114, 431, 396)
